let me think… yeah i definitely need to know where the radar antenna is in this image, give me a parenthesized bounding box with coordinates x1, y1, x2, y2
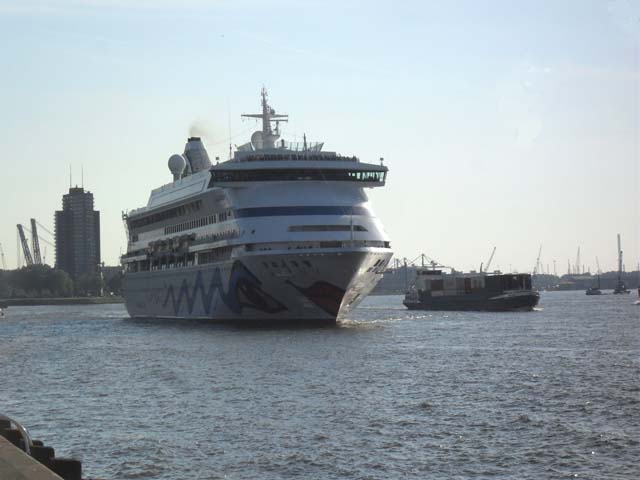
(241, 87, 288, 149)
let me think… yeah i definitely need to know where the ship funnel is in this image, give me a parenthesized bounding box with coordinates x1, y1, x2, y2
(184, 137, 212, 173)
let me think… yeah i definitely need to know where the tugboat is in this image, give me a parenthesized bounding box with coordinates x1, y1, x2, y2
(403, 263, 539, 312)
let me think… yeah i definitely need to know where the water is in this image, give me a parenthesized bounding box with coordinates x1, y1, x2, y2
(1, 291, 638, 479)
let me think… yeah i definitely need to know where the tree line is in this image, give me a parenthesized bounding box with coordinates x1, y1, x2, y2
(0, 265, 123, 298)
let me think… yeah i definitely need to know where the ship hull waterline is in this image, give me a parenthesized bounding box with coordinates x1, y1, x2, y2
(403, 291, 540, 312)
(123, 250, 391, 325)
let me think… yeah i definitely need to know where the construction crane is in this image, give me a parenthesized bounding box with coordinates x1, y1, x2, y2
(30, 218, 42, 264)
(533, 245, 542, 275)
(36, 220, 55, 239)
(22, 223, 55, 258)
(480, 246, 496, 274)
(0, 242, 6, 270)
(17, 224, 34, 266)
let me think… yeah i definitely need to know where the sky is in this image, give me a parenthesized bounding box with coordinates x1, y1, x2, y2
(0, 0, 638, 274)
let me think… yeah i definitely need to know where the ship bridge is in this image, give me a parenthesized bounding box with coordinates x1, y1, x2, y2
(208, 159, 387, 187)
(209, 89, 387, 186)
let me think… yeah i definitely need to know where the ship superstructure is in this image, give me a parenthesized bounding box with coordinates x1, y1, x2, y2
(121, 89, 393, 323)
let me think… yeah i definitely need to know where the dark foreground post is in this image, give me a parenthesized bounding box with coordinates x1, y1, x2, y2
(1, 416, 84, 480)
(0, 436, 64, 480)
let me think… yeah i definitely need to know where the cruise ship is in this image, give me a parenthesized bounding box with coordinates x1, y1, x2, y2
(121, 89, 393, 324)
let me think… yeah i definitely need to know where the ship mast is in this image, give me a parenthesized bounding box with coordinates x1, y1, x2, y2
(617, 233, 623, 286)
(241, 87, 288, 149)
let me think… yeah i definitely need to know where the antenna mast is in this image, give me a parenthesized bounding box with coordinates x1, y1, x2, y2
(241, 88, 288, 149)
(228, 100, 232, 160)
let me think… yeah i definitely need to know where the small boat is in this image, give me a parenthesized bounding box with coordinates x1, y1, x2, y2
(586, 275, 602, 295)
(613, 282, 630, 295)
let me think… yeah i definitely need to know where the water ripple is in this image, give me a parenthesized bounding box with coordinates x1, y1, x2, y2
(0, 292, 638, 479)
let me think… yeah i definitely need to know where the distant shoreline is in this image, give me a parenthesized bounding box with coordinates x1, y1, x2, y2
(0, 297, 124, 308)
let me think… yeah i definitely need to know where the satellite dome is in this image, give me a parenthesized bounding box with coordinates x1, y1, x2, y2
(168, 154, 186, 180)
(250, 130, 264, 150)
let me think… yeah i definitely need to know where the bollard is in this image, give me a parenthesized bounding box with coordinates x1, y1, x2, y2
(46, 457, 82, 480)
(1, 414, 87, 480)
(30, 444, 55, 462)
(1, 428, 22, 448)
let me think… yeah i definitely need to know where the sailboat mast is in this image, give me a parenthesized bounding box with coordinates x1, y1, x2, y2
(617, 233, 623, 285)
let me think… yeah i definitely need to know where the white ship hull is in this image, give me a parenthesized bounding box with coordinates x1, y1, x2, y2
(124, 249, 391, 324)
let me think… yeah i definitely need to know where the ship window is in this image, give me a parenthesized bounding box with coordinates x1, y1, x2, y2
(288, 225, 367, 232)
(130, 199, 202, 229)
(320, 241, 342, 248)
(209, 169, 387, 185)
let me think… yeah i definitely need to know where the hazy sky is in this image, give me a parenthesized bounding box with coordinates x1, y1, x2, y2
(0, 0, 638, 274)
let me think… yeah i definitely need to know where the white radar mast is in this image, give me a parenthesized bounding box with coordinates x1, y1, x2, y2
(241, 87, 288, 150)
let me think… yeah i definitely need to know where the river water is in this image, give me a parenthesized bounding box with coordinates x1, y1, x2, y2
(1, 291, 638, 479)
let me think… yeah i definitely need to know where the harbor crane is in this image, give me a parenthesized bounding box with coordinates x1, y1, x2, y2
(16, 224, 34, 266)
(533, 245, 542, 275)
(575, 247, 581, 275)
(21, 221, 55, 266)
(0, 242, 6, 270)
(30, 218, 42, 264)
(480, 246, 496, 274)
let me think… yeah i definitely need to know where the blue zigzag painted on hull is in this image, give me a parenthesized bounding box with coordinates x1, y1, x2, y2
(162, 260, 286, 317)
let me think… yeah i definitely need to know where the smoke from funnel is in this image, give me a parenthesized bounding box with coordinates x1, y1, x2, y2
(189, 120, 217, 145)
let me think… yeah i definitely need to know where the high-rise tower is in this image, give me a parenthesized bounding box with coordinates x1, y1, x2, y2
(54, 187, 101, 280)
